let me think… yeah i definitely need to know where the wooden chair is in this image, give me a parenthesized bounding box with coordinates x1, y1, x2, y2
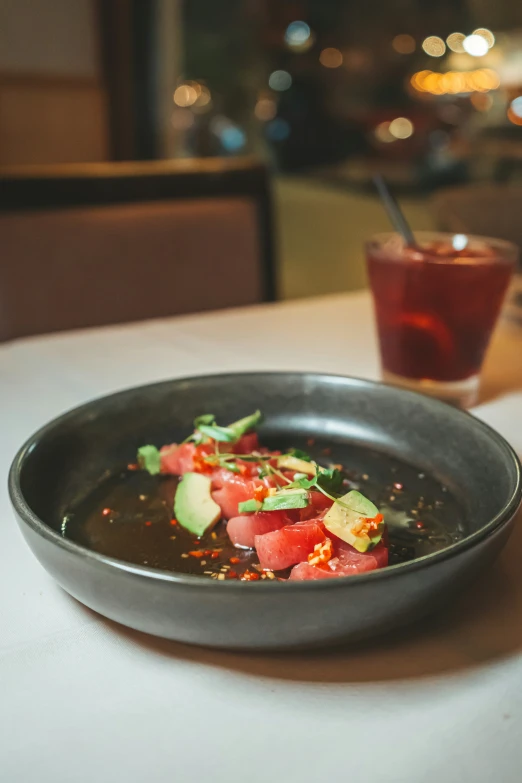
(0, 157, 276, 341)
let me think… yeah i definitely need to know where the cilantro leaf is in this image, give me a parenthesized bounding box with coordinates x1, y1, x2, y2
(137, 445, 161, 475)
(197, 424, 237, 442)
(287, 448, 312, 462)
(262, 491, 309, 511)
(228, 410, 263, 439)
(193, 414, 216, 428)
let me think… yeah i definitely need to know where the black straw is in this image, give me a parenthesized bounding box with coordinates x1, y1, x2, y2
(372, 174, 416, 247)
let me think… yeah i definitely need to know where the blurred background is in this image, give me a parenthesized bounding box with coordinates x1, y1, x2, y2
(2, 0, 522, 304)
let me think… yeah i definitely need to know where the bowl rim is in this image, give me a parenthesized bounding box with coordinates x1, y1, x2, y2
(8, 371, 522, 592)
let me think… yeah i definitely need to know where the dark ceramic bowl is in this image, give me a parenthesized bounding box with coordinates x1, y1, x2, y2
(9, 373, 522, 650)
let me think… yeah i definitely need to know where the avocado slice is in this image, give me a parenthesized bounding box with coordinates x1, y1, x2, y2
(174, 472, 221, 537)
(324, 490, 384, 553)
(277, 455, 316, 476)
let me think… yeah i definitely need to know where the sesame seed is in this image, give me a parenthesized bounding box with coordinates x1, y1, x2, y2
(217, 573, 225, 581)
(181, 553, 189, 558)
(201, 560, 207, 566)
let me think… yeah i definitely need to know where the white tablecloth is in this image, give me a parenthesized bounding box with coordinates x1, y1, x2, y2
(1, 291, 522, 783)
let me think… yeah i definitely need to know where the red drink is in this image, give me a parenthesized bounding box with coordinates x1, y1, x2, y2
(366, 232, 516, 405)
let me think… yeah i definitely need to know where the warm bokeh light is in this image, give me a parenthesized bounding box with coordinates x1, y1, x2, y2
(374, 122, 395, 143)
(446, 33, 466, 54)
(194, 85, 211, 108)
(284, 21, 313, 51)
(507, 106, 522, 126)
(510, 96, 522, 118)
(254, 98, 277, 121)
(173, 84, 199, 107)
(171, 109, 195, 130)
(268, 70, 292, 91)
(392, 34, 415, 54)
(422, 36, 446, 57)
(411, 68, 499, 95)
(470, 93, 493, 111)
(473, 28, 495, 49)
(389, 117, 414, 139)
(463, 34, 489, 57)
(319, 47, 343, 68)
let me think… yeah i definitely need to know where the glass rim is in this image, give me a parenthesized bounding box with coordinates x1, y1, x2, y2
(366, 231, 519, 266)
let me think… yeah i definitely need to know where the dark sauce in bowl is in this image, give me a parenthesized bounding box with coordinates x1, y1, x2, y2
(63, 438, 467, 580)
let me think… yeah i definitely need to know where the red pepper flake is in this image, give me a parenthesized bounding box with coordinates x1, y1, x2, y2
(229, 556, 240, 564)
(416, 521, 425, 529)
(307, 438, 315, 447)
(170, 519, 178, 526)
(203, 549, 212, 556)
(322, 447, 332, 456)
(253, 485, 269, 503)
(127, 463, 139, 471)
(393, 482, 403, 491)
(145, 521, 152, 527)
(102, 508, 111, 516)
(228, 570, 238, 579)
(210, 551, 220, 560)
(188, 550, 204, 558)
(241, 570, 260, 581)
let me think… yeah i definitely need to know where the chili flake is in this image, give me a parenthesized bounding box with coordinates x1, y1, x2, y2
(188, 550, 204, 558)
(229, 556, 240, 564)
(170, 519, 178, 526)
(145, 520, 152, 527)
(241, 570, 260, 581)
(102, 508, 111, 516)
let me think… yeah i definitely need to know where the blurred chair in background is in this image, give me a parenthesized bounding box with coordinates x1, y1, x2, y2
(0, 157, 276, 341)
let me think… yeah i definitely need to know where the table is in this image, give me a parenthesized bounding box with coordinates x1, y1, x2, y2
(1, 291, 522, 783)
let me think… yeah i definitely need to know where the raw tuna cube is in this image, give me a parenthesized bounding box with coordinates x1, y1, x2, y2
(255, 520, 326, 571)
(160, 443, 197, 475)
(335, 539, 389, 570)
(212, 475, 265, 520)
(289, 563, 339, 580)
(227, 511, 289, 549)
(232, 432, 259, 454)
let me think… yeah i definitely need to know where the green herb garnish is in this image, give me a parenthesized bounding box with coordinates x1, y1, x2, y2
(137, 445, 161, 475)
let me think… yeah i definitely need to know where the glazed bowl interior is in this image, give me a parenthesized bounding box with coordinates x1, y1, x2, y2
(15, 373, 519, 546)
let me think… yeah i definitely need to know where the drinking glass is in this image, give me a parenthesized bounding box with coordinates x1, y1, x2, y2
(366, 231, 517, 407)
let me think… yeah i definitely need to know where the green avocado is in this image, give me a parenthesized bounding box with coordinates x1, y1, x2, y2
(174, 472, 221, 537)
(324, 490, 384, 553)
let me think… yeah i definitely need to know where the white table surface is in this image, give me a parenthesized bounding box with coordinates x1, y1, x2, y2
(1, 291, 522, 783)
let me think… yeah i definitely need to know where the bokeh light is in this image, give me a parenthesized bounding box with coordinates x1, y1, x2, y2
(266, 118, 291, 141)
(507, 107, 522, 126)
(284, 21, 312, 51)
(389, 117, 414, 139)
(463, 34, 489, 57)
(171, 109, 195, 131)
(173, 84, 199, 107)
(510, 96, 522, 118)
(254, 98, 277, 121)
(392, 34, 416, 54)
(446, 33, 466, 54)
(470, 93, 493, 111)
(374, 122, 395, 143)
(268, 70, 292, 91)
(473, 28, 495, 49)
(319, 48, 343, 68)
(422, 36, 446, 57)
(411, 68, 499, 95)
